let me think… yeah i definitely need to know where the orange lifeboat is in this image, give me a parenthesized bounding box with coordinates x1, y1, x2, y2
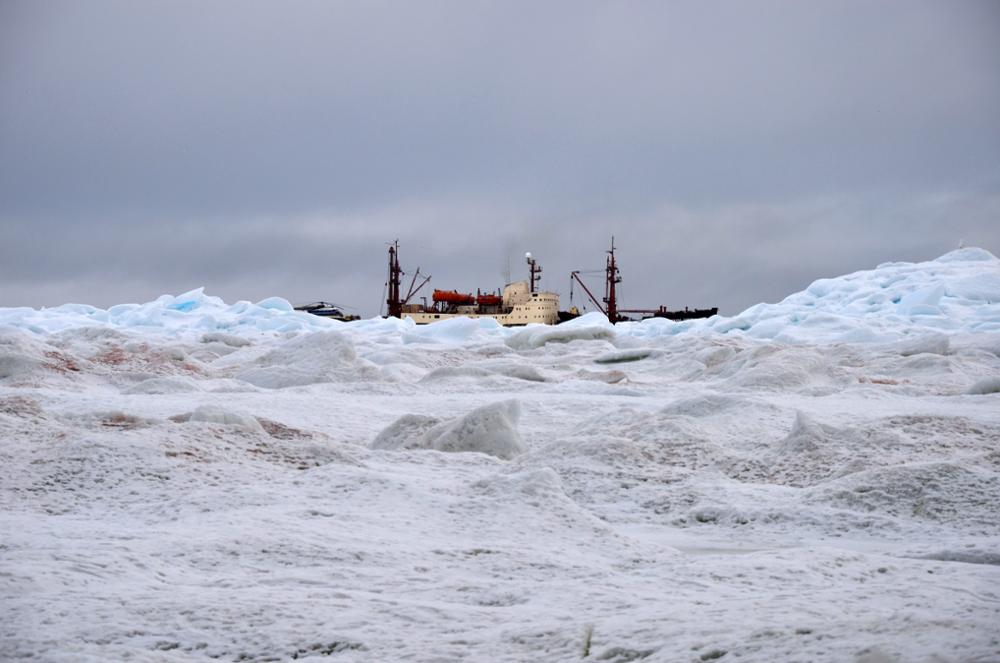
(476, 294, 502, 306)
(432, 289, 475, 305)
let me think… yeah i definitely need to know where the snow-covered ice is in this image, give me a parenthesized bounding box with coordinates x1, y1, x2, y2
(2, 249, 999, 661)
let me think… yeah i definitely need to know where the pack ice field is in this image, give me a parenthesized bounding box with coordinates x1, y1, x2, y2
(2, 248, 999, 662)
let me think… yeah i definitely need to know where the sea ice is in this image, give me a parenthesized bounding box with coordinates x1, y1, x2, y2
(2, 247, 999, 661)
(373, 399, 526, 460)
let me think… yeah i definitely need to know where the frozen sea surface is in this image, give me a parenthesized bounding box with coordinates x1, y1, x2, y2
(2, 249, 999, 661)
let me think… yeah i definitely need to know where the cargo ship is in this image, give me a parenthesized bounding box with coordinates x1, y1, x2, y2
(383, 238, 715, 326)
(385, 242, 566, 326)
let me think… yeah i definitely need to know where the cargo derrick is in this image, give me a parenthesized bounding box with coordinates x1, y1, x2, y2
(385, 240, 432, 318)
(570, 238, 718, 323)
(569, 237, 626, 322)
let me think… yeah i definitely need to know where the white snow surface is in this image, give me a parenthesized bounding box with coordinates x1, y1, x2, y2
(2, 248, 1000, 661)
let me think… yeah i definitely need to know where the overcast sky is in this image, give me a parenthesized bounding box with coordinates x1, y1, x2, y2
(2, 0, 998, 317)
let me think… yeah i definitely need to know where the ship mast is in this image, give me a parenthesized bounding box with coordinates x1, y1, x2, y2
(526, 252, 542, 293)
(604, 237, 621, 323)
(387, 240, 402, 318)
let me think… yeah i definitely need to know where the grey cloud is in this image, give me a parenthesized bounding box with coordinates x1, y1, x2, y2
(1, 1, 998, 314)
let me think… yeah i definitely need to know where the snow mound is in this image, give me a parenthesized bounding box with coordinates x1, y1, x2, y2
(232, 331, 375, 388)
(124, 376, 202, 394)
(184, 404, 264, 433)
(506, 313, 615, 349)
(891, 333, 950, 357)
(201, 332, 252, 347)
(0, 287, 338, 337)
(689, 247, 1000, 342)
(762, 412, 874, 487)
(0, 328, 81, 385)
(778, 411, 837, 455)
(717, 345, 851, 395)
(419, 366, 495, 382)
(0, 330, 46, 381)
(406, 316, 502, 344)
(472, 467, 567, 499)
(420, 363, 546, 383)
(807, 462, 1000, 526)
(371, 400, 525, 459)
(594, 348, 658, 364)
(915, 549, 1000, 566)
(967, 377, 1000, 395)
(574, 368, 628, 383)
(934, 246, 998, 263)
(660, 394, 747, 418)
(480, 362, 547, 382)
(370, 414, 442, 449)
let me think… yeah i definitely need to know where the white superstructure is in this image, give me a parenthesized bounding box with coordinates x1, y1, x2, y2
(402, 281, 560, 326)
